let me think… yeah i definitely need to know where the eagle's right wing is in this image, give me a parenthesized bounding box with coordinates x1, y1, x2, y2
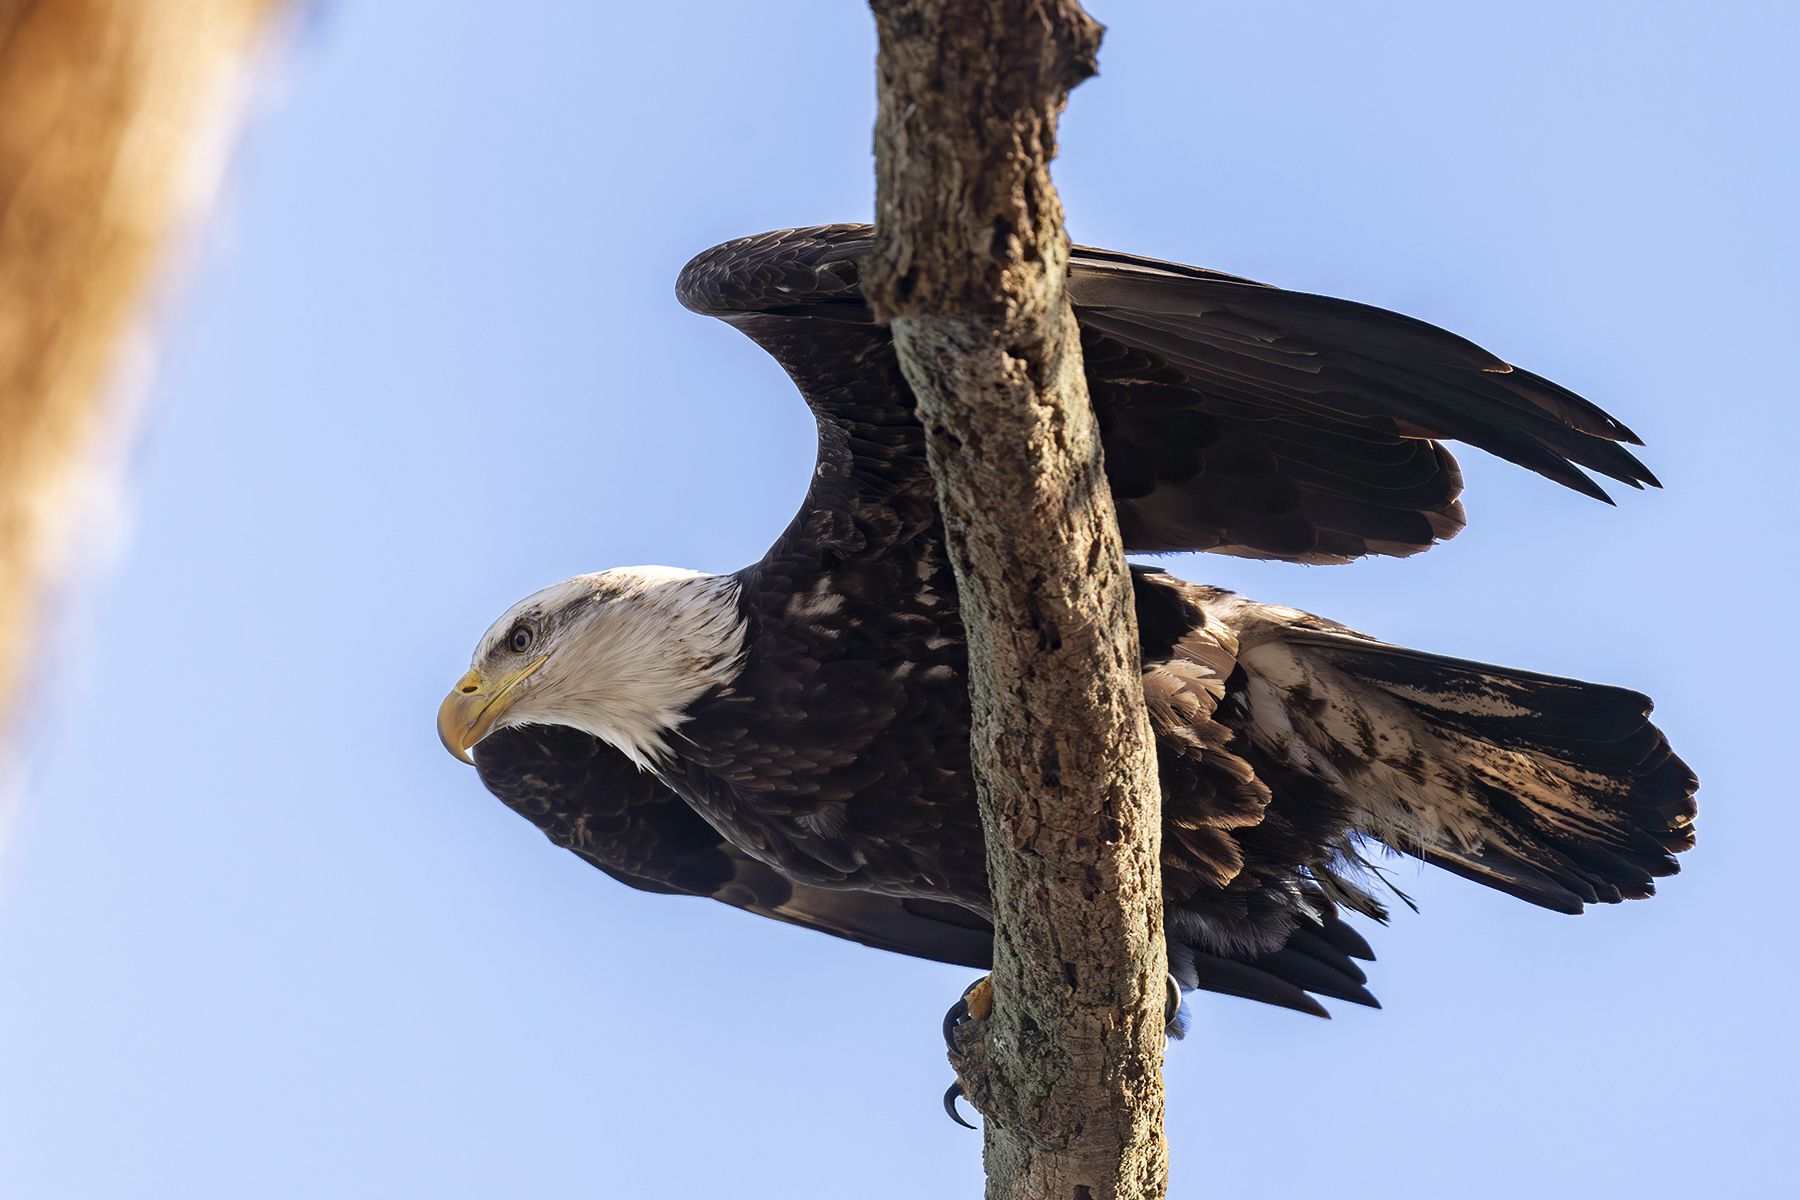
(676, 225, 1659, 566)
(1067, 247, 1656, 561)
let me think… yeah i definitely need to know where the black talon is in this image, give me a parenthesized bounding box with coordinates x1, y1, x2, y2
(943, 1081, 977, 1130)
(1165, 973, 1183, 1028)
(943, 976, 988, 1053)
(942, 996, 970, 1053)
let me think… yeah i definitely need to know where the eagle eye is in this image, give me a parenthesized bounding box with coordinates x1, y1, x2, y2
(507, 624, 535, 654)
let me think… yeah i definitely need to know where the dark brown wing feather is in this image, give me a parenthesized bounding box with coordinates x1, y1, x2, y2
(677, 225, 1656, 564)
(1069, 256, 1653, 560)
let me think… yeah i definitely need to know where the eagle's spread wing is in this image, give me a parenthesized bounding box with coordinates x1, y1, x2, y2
(1226, 611, 1697, 913)
(1132, 570, 1696, 920)
(677, 225, 1657, 564)
(1068, 248, 1653, 560)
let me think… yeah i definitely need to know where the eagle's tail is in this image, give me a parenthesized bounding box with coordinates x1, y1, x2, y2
(1166, 885, 1380, 1026)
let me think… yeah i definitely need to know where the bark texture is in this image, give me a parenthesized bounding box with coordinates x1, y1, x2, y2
(863, 4, 1169, 1198)
(0, 0, 285, 747)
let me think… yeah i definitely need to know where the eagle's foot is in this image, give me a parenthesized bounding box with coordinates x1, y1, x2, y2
(943, 973, 1181, 1050)
(941, 975, 993, 1054)
(941, 976, 993, 1129)
(939, 974, 1181, 1127)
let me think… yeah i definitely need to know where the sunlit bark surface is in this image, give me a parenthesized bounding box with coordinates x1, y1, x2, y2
(864, 3, 1169, 1198)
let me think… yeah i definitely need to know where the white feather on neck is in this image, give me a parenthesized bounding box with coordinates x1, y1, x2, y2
(481, 566, 747, 769)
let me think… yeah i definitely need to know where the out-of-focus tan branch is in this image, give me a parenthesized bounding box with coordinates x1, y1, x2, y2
(0, 0, 286, 740)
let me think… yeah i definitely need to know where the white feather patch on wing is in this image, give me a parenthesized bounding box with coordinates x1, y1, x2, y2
(1236, 639, 1496, 854)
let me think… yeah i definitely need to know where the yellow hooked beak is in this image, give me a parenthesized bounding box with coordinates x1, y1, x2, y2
(437, 655, 549, 764)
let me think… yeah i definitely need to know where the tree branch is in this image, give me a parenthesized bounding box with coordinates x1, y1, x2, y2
(0, 0, 285, 746)
(862, 3, 1168, 1197)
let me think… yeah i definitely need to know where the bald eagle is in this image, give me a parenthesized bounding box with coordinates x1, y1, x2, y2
(438, 226, 1695, 1022)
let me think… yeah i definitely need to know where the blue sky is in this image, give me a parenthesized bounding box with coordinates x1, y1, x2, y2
(0, 1, 1794, 1196)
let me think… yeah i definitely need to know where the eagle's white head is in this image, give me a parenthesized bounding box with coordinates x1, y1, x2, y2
(438, 566, 747, 769)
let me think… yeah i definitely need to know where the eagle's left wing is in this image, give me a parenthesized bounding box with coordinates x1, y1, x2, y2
(1200, 593, 1698, 913)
